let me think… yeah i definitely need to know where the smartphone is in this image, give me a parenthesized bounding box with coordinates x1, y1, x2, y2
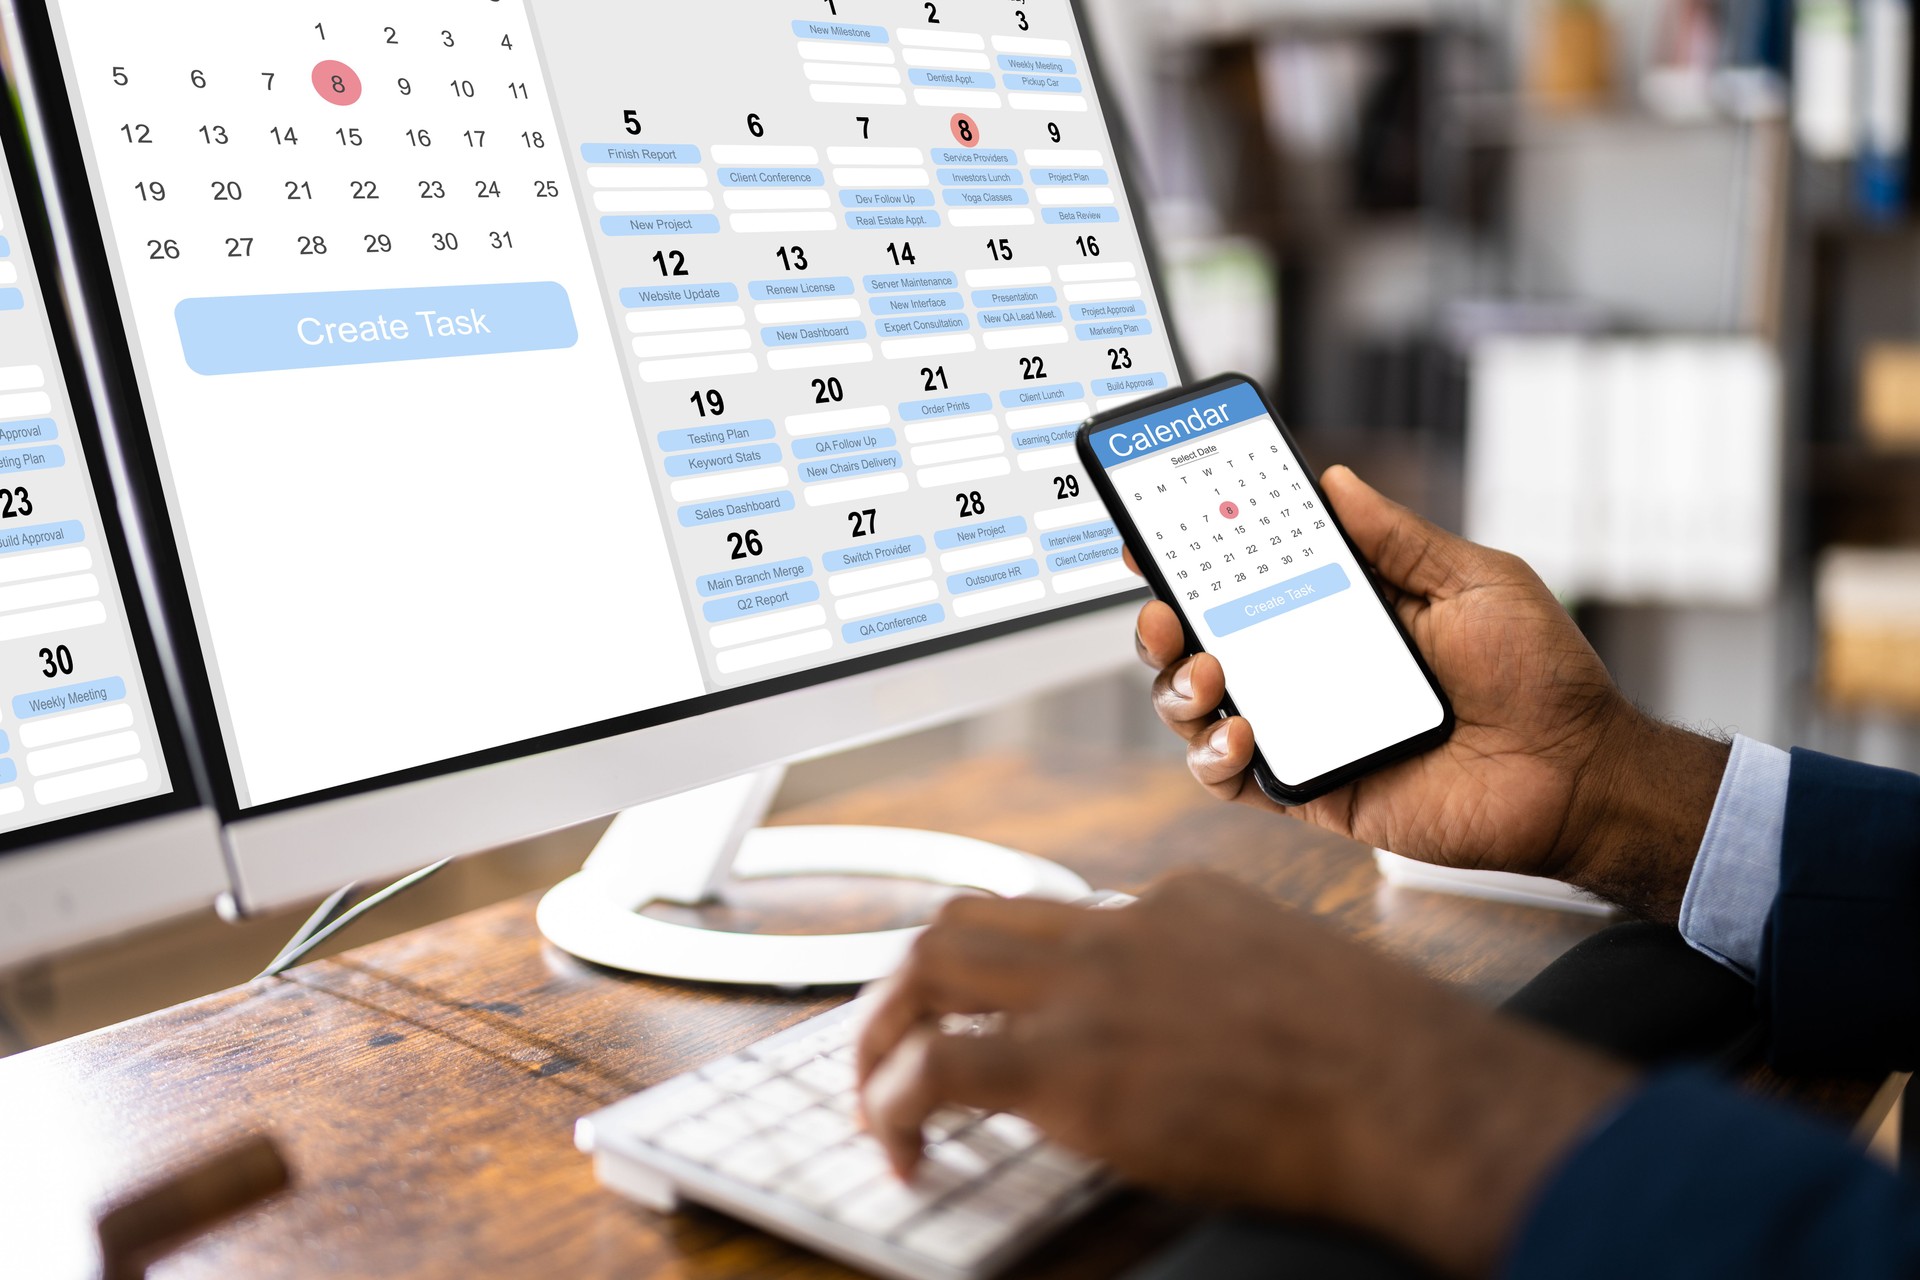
(1076, 373, 1452, 805)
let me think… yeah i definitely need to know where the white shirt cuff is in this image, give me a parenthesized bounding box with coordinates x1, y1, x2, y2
(1678, 734, 1790, 979)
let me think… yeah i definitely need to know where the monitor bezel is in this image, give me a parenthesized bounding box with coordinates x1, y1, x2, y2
(4, 0, 1188, 826)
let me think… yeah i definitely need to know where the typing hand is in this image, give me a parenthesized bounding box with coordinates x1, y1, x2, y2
(1131, 465, 1728, 918)
(855, 874, 1632, 1279)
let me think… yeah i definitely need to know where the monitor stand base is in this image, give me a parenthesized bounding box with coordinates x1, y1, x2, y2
(535, 769, 1090, 988)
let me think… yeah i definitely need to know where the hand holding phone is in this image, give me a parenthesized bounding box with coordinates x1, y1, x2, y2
(1078, 374, 1452, 804)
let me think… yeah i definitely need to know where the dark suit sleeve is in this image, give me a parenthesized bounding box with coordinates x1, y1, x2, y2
(1504, 1071, 1920, 1280)
(1762, 748, 1920, 1075)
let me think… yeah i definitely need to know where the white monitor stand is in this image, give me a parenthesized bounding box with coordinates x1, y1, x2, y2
(536, 769, 1091, 988)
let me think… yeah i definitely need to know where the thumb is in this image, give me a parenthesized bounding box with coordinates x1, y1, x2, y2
(1321, 465, 1482, 600)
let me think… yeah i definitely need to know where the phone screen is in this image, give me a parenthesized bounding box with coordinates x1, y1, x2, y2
(1085, 379, 1445, 790)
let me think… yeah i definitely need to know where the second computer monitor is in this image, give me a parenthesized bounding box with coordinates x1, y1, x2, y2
(6, 0, 1180, 911)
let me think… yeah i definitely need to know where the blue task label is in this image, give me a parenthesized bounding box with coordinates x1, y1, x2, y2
(900, 393, 990, 419)
(998, 53, 1079, 75)
(581, 142, 702, 164)
(876, 313, 968, 338)
(794, 429, 897, 457)
(840, 188, 936, 209)
(719, 166, 825, 188)
(1001, 381, 1084, 408)
(15, 676, 125, 719)
(1033, 168, 1110, 187)
(678, 490, 796, 527)
(1075, 318, 1154, 341)
(943, 188, 1029, 208)
(622, 282, 739, 308)
(937, 516, 1027, 549)
(845, 210, 941, 230)
(656, 419, 776, 452)
(1070, 300, 1146, 322)
(974, 286, 1057, 308)
(750, 276, 855, 301)
(1012, 424, 1079, 450)
(0, 520, 83, 555)
(702, 580, 821, 623)
(792, 19, 888, 42)
(797, 450, 902, 482)
(762, 319, 866, 347)
(175, 282, 578, 375)
(932, 148, 1017, 166)
(664, 442, 784, 476)
(1040, 520, 1120, 551)
(1048, 543, 1122, 573)
(0, 237, 11, 258)
(0, 760, 14, 786)
(0, 290, 22, 312)
(978, 305, 1063, 329)
(937, 167, 1023, 186)
(698, 557, 813, 597)
(948, 559, 1040, 595)
(869, 292, 965, 315)
(0, 445, 65, 474)
(844, 604, 946, 644)
(1044, 207, 1119, 224)
(910, 68, 996, 90)
(1004, 73, 1084, 93)
(602, 213, 721, 236)
(826, 535, 926, 571)
(1203, 564, 1352, 638)
(0, 418, 57, 446)
(865, 271, 959, 293)
(1094, 371, 1169, 397)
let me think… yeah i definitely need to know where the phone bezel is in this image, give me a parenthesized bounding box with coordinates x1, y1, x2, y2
(1076, 372, 1454, 805)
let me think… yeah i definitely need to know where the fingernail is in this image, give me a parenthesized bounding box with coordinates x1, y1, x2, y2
(1209, 721, 1232, 754)
(1173, 660, 1197, 699)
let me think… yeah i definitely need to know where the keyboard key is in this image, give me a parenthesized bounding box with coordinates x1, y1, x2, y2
(713, 1129, 819, 1188)
(609, 1079, 724, 1138)
(786, 1106, 858, 1147)
(705, 1057, 777, 1094)
(1024, 1145, 1100, 1181)
(924, 1138, 995, 1182)
(654, 1118, 739, 1164)
(702, 1097, 780, 1138)
(791, 1055, 856, 1096)
(749, 1076, 820, 1116)
(923, 1106, 982, 1143)
(978, 1112, 1044, 1152)
(898, 1206, 1007, 1268)
(775, 1139, 891, 1211)
(832, 1175, 943, 1237)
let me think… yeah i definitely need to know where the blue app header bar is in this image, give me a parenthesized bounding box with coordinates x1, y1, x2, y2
(1087, 381, 1268, 470)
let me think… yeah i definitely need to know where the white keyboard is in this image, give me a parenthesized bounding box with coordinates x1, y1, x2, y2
(577, 999, 1109, 1280)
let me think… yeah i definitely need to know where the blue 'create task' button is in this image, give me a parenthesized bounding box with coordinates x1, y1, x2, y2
(1203, 564, 1352, 639)
(174, 282, 579, 376)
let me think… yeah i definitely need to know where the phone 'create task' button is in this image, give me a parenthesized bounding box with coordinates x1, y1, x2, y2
(1203, 563, 1351, 639)
(174, 282, 579, 375)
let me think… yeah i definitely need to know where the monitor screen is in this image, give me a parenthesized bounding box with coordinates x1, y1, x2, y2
(17, 0, 1175, 815)
(0, 102, 186, 846)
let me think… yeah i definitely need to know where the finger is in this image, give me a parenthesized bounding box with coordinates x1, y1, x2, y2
(861, 1025, 1036, 1175)
(1321, 465, 1480, 601)
(1152, 649, 1226, 739)
(1187, 715, 1259, 802)
(1134, 599, 1185, 671)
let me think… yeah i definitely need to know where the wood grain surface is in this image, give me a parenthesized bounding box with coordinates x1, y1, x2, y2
(0, 748, 1710, 1279)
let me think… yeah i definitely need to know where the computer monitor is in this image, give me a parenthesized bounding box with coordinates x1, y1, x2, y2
(0, 84, 220, 968)
(4, 0, 1182, 970)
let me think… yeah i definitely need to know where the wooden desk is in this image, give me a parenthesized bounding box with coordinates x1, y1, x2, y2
(0, 749, 1623, 1279)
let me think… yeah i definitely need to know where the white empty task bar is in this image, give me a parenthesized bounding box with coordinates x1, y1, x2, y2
(882, 335, 977, 360)
(730, 211, 837, 234)
(1059, 261, 1138, 283)
(17, 703, 134, 749)
(0, 790, 21, 817)
(627, 305, 747, 335)
(0, 546, 90, 586)
(1025, 148, 1105, 167)
(632, 330, 752, 359)
(1097, 392, 1154, 412)
(984, 326, 1067, 350)
(0, 392, 53, 420)
(1036, 499, 1108, 531)
(710, 605, 827, 650)
(953, 579, 1047, 618)
(715, 629, 832, 675)
(0, 366, 45, 392)
(836, 580, 939, 621)
(34, 757, 148, 806)
(1053, 561, 1134, 594)
(914, 89, 1002, 110)
(995, 34, 1073, 54)
(828, 146, 925, 166)
(804, 473, 910, 506)
(911, 436, 1005, 466)
(904, 49, 991, 71)
(1006, 401, 1089, 430)
(710, 144, 820, 165)
(1037, 187, 1114, 206)
(917, 457, 1011, 487)
(967, 266, 1052, 288)
(1064, 281, 1143, 303)
(0, 600, 105, 641)
(828, 558, 933, 598)
(833, 167, 931, 187)
(726, 189, 831, 211)
(899, 28, 987, 50)
(0, 265, 17, 286)
(638, 353, 759, 383)
(768, 343, 875, 371)
(804, 63, 903, 86)
(0, 572, 100, 615)
(798, 40, 896, 64)
(27, 730, 138, 778)
(1011, 93, 1087, 112)
(903, 413, 998, 444)
(756, 299, 861, 324)
(670, 465, 790, 504)
(950, 209, 1037, 227)
(943, 538, 1035, 573)
(1018, 445, 1076, 471)
(787, 404, 890, 436)
(810, 85, 908, 106)
(587, 167, 709, 189)
(593, 190, 715, 213)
